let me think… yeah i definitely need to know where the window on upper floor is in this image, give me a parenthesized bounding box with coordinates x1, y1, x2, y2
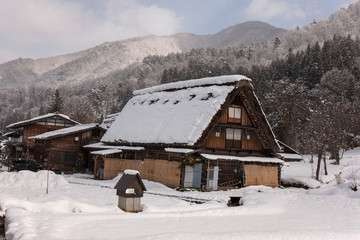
(225, 128, 241, 148)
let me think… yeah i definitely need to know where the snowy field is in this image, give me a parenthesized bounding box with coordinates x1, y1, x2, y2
(1, 149, 360, 240)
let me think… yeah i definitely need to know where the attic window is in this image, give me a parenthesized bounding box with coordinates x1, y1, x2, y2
(228, 107, 241, 119)
(163, 100, 169, 104)
(173, 100, 180, 105)
(149, 99, 159, 105)
(189, 94, 196, 100)
(201, 93, 214, 100)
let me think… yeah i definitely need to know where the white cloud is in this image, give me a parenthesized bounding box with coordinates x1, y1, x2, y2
(243, 0, 306, 21)
(0, 0, 181, 62)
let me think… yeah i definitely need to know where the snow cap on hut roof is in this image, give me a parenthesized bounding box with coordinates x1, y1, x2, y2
(114, 170, 147, 193)
(6, 112, 79, 129)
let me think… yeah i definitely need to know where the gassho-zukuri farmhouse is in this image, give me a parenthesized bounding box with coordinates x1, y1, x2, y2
(92, 75, 292, 190)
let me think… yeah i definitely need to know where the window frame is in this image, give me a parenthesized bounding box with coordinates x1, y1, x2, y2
(228, 106, 241, 121)
(225, 128, 241, 148)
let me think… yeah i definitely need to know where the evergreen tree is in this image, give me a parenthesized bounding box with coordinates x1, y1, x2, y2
(47, 89, 63, 113)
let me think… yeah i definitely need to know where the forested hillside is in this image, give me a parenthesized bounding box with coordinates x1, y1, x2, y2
(1, 1, 360, 159)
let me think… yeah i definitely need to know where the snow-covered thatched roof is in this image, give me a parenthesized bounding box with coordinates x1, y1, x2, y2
(6, 113, 79, 129)
(102, 75, 251, 146)
(28, 123, 102, 140)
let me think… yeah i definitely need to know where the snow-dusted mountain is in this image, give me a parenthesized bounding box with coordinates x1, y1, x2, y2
(0, 21, 286, 88)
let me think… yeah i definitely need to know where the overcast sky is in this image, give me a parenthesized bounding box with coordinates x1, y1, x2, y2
(0, 0, 358, 63)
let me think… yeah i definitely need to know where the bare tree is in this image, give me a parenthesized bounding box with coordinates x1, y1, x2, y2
(63, 96, 96, 124)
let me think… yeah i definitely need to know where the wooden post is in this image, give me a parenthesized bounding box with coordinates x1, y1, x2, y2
(46, 170, 49, 194)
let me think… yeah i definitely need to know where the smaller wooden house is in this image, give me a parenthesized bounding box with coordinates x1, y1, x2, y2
(5, 113, 79, 158)
(29, 124, 106, 172)
(114, 170, 147, 212)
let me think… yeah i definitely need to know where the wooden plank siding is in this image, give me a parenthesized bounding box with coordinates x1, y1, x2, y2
(241, 130, 263, 151)
(23, 125, 65, 148)
(203, 104, 264, 151)
(243, 164, 279, 187)
(101, 158, 182, 188)
(203, 127, 226, 149)
(33, 128, 106, 172)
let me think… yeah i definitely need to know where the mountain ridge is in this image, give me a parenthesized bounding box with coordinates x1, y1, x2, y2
(0, 21, 287, 88)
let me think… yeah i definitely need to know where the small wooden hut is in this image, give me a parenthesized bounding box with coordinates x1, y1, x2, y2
(114, 170, 147, 212)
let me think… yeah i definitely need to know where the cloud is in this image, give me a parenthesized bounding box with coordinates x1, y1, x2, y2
(243, 0, 306, 21)
(0, 0, 181, 62)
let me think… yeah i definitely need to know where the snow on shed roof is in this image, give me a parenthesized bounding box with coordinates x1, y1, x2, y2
(201, 154, 284, 164)
(83, 142, 145, 151)
(102, 83, 235, 146)
(90, 149, 122, 155)
(6, 113, 79, 129)
(164, 148, 195, 154)
(28, 124, 101, 140)
(277, 153, 303, 161)
(2, 131, 15, 137)
(134, 74, 250, 95)
(83, 142, 118, 149)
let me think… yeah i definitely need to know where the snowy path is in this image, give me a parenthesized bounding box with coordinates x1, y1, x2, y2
(2, 147, 360, 240)
(4, 186, 360, 240)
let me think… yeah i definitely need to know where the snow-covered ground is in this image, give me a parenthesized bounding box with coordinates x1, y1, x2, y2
(1, 149, 360, 240)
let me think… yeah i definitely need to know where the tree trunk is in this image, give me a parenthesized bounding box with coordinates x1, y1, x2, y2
(330, 149, 340, 165)
(323, 150, 328, 175)
(315, 148, 322, 181)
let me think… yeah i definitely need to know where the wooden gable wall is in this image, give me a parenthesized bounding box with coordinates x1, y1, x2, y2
(23, 116, 78, 148)
(24, 125, 65, 148)
(202, 94, 263, 151)
(34, 128, 105, 172)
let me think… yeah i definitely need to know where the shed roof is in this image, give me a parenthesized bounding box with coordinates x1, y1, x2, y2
(276, 153, 303, 161)
(90, 149, 123, 155)
(2, 131, 15, 137)
(6, 113, 79, 129)
(102, 75, 249, 146)
(114, 173, 147, 191)
(164, 148, 195, 154)
(28, 123, 103, 140)
(201, 153, 284, 164)
(84, 142, 145, 151)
